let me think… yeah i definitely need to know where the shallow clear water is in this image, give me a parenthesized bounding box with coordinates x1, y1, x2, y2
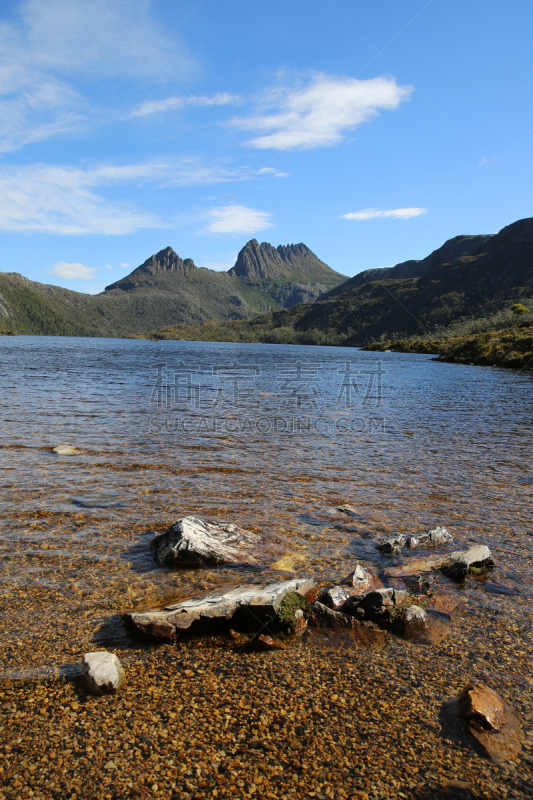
(0, 336, 532, 679)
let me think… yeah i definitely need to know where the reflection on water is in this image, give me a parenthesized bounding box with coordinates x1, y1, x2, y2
(0, 336, 532, 681)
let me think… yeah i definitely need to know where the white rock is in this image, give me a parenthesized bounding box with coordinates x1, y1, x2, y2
(441, 545, 494, 582)
(82, 651, 125, 695)
(150, 515, 261, 567)
(406, 526, 453, 549)
(342, 564, 374, 591)
(53, 445, 77, 455)
(123, 578, 315, 640)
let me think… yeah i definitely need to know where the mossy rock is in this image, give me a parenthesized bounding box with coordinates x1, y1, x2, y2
(276, 591, 311, 632)
(469, 565, 493, 577)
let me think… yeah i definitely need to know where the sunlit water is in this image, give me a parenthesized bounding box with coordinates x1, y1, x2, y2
(0, 336, 532, 681)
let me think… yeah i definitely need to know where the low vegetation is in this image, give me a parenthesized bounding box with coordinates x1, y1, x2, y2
(365, 321, 533, 370)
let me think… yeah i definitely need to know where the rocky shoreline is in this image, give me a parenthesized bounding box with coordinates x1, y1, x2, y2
(1, 514, 530, 800)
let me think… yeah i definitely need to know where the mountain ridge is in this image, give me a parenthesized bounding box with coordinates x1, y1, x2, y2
(0, 238, 347, 336)
(146, 217, 533, 346)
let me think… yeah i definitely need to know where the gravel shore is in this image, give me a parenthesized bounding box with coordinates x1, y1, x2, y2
(1, 625, 532, 800)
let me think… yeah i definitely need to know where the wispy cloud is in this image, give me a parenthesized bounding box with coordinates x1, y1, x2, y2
(130, 93, 240, 118)
(229, 72, 412, 150)
(206, 204, 273, 234)
(343, 207, 427, 220)
(0, 0, 195, 153)
(0, 164, 164, 234)
(50, 261, 96, 279)
(0, 159, 255, 234)
(256, 167, 290, 178)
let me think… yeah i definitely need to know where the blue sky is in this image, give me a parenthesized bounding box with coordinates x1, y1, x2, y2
(1, 0, 532, 293)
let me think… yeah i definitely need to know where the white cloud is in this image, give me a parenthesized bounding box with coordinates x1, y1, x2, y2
(120, 262, 130, 267)
(206, 204, 273, 235)
(230, 72, 412, 150)
(50, 262, 96, 279)
(343, 207, 427, 220)
(256, 167, 290, 178)
(130, 93, 240, 118)
(0, 158, 252, 234)
(105, 263, 114, 269)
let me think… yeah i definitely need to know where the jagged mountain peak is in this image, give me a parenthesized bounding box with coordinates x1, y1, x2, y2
(105, 246, 197, 292)
(228, 239, 342, 282)
(136, 246, 197, 275)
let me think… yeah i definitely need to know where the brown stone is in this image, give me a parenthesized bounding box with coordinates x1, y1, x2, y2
(384, 556, 449, 578)
(245, 634, 287, 652)
(448, 683, 524, 765)
(292, 609, 308, 635)
(303, 587, 319, 604)
(289, 739, 303, 750)
(457, 683, 506, 732)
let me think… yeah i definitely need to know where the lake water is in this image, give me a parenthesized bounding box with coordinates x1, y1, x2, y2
(0, 336, 532, 684)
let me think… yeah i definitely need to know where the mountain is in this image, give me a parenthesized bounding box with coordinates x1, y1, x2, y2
(0, 240, 347, 336)
(105, 247, 197, 291)
(320, 233, 493, 300)
(147, 217, 533, 346)
(227, 239, 347, 307)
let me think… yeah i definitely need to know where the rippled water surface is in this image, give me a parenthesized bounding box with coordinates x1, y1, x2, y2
(1, 336, 532, 681)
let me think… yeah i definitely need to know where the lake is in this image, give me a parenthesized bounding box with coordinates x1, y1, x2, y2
(1, 335, 532, 686)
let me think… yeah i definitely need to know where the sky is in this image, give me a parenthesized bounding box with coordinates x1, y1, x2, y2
(1, 0, 532, 294)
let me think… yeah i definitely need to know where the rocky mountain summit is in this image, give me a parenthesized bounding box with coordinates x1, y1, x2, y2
(228, 240, 340, 283)
(105, 246, 197, 291)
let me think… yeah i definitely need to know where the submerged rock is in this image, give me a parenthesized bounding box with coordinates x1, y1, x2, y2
(71, 493, 124, 509)
(271, 553, 307, 572)
(396, 605, 430, 639)
(405, 526, 453, 549)
(384, 556, 450, 578)
(335, 504, 358, 517)
(309, 601, 359, 629)
(427, 592, 466, 618)
(449, 683, 524, 765)
(376, 534, 407, 555)
(440, 545, 494, 582)
(53, 445, 77, 455)
(82, 651, 125, 696)
(245, 634, 287, 652)
(123, 578, 315, 641)
(150, 516, 261, 567)
(378, 527, 453, 555)
(403, 573, 439, 593)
